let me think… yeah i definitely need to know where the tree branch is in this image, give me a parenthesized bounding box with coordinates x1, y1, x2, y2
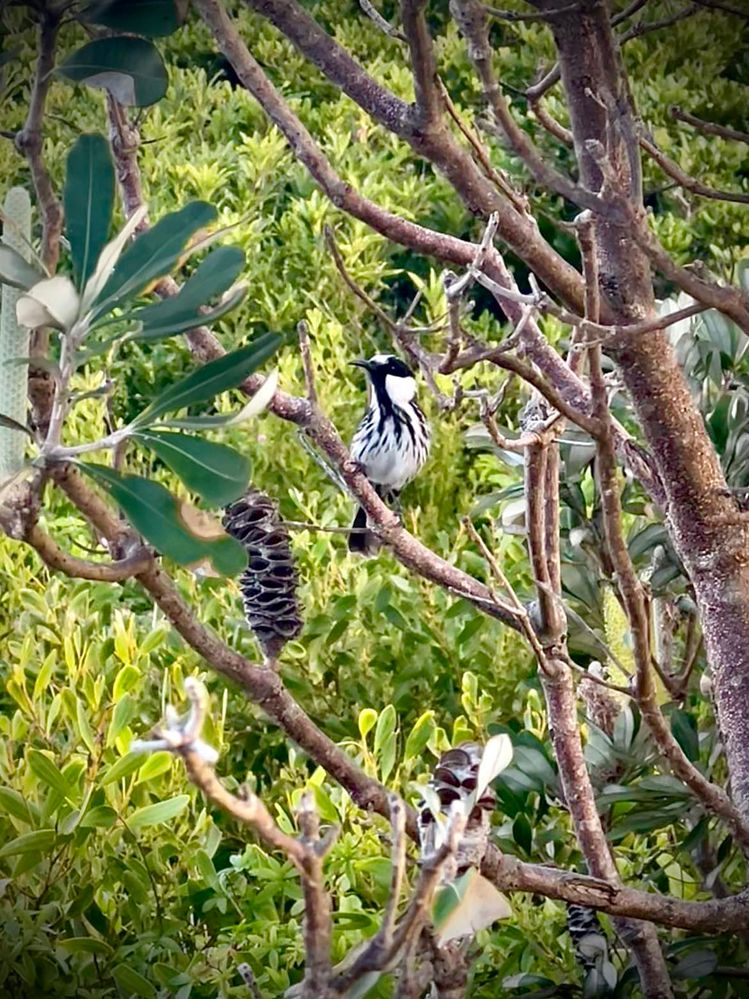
(670, 104, 749, 146)
(639, 133, 749, 205)
(400, 0, 443, 123)
(25, 522, 153, 581)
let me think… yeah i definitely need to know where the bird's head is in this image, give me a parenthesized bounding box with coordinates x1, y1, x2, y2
(350, 353, 417, 405)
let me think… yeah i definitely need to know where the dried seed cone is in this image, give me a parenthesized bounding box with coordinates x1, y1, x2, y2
(222, 490, 303, 659)
(417, 741, 495, 876)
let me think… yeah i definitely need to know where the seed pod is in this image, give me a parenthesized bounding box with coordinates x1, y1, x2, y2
(417, 741, 495, 877)
(222, 490, 303, 659)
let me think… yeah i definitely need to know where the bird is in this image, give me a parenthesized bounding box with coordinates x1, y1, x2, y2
(348, 353, 430, 554)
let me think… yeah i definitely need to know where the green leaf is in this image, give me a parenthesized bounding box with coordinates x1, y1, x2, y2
(27, 749, 72, 799)
(130, 245, 245, 340)
(0, 828, 55, 857)
(512, 813, 532, 854)
(672, 949, 718, 980)
(358, 708, 377, 740)
(404, 710, 435, 761)
(78, 805, 117, 828)
(78, 464, 247, 573)
(128, 794, 190, 831)
(64, 134, 115, 289)
(670, 709, 699, 763)
(0, 244, 44, 290)
(162, 369, 279, 429)
(102, 751, 147, 785)
(0, 787, 33, 824)
(131, 284, 247, 343)
(93, 201, 216, 316)
(132, 334, 282, 428)
(57, 37, 168, 108)
(112, 964, 157, 999)
(57, 937, 112, 956)
(133, 430, 250, 506)
(82, 0, 184, 37)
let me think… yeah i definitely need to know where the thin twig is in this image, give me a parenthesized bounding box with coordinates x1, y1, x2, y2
(639, 133, 749, 205)
(670, 105, 749, 146)
(297, 321, 318, 405)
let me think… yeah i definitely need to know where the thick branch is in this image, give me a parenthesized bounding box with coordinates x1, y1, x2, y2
(230, 0, 592, 316)
(400, 0, 443, 123)
(25, 523, 153, 581)
(15, 7, 63, 274)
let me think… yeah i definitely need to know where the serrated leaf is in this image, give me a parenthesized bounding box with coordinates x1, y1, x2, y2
(133, 430, 250, 506)
(433, 867, 511, 944)
(129, 245, 245, 341)
(92, 201, 216, 318)
(57, 37, 167, 108)
(0, 244, 43, 290)
(127, 794, 190, 831)
(132, 334, 281, 427)
(163, 369, 279, 429)
(0, 828, 55, 857)
(64, 134, 115, 289)
(82, 0, 184, 37)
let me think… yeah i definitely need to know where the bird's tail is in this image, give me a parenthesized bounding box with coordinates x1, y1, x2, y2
(348, 504, 380, 556)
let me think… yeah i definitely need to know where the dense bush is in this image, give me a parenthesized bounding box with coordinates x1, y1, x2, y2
(1, 1, 748, 995)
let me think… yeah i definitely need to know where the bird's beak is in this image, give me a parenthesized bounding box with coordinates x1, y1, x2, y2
(350, 359, 372, 371)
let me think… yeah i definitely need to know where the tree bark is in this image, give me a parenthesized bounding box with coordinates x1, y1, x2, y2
(543, 0, 749, 830)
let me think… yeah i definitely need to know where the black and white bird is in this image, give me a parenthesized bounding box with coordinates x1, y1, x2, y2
(348, 354, 430, 554)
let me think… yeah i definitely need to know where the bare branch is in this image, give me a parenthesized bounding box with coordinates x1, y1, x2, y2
(25, 523, 153, 581)
(15, 6, 63, 274)
(639, 133, 749, 205)
(400, 0, 443, 123)
(451, 0, 612, 215)
(670, 104, 749, 146)
(297, 321, 318, 405)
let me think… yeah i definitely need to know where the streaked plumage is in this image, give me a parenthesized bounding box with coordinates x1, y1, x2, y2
(348, 354, 430, 554)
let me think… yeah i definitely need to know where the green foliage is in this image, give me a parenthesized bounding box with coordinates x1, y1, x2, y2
(2, 1, 749, 995)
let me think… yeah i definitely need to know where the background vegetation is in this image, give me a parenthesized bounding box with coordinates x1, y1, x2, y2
(1, 1, 748, 995)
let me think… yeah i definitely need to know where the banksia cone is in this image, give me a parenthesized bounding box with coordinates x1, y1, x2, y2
(222, 490, 303, 659)
(418, 742, 495, 876)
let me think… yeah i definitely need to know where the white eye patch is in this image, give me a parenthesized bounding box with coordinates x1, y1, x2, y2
(385, 373, 416, 405)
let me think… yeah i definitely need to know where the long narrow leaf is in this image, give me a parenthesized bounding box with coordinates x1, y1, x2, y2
(91, 201, 216, 318)
(133, 430, 250, 506)
(132, 285, 247, 343)
(163, 369, 278, 429)
(130, 245, 244, 328)
(78, 463, 247, 575)
(132, 333, 281, 428)
(64, 134, 115, 289)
